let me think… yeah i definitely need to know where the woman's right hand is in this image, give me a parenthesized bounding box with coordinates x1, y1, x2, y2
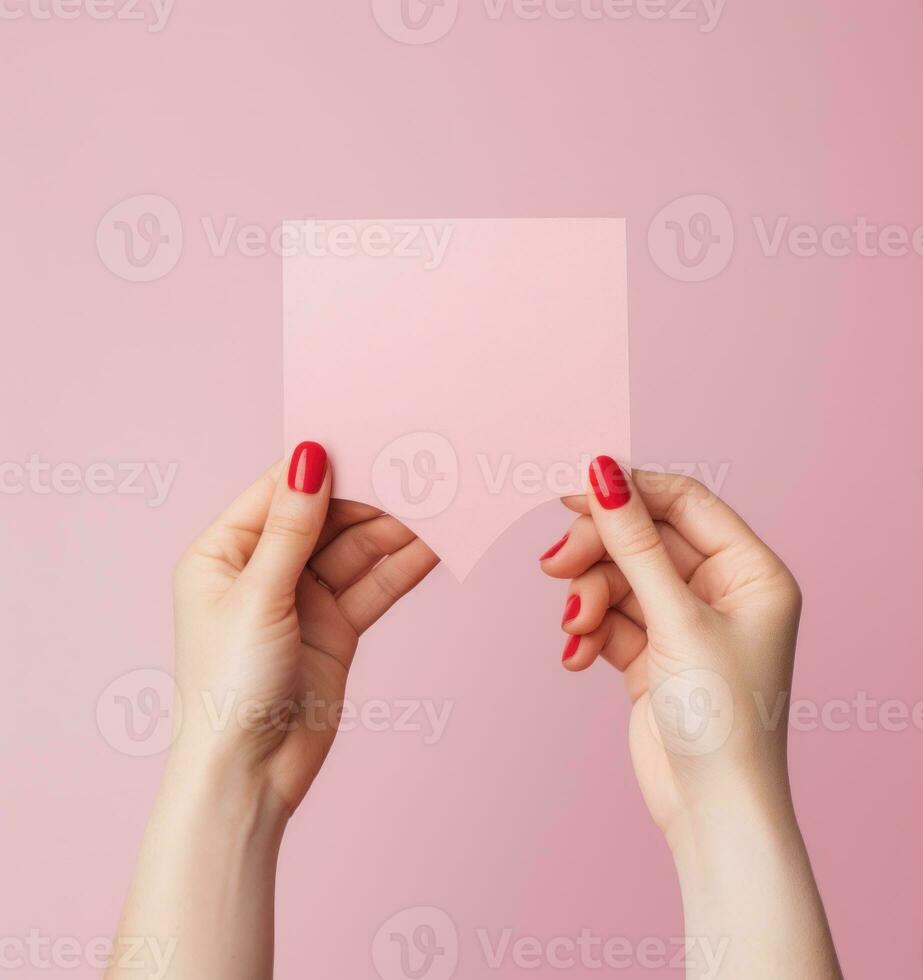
(540, 462, 802, 844)
(540, 460, 841, 979)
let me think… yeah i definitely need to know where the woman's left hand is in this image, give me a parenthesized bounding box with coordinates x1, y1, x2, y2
(170, 441, 439, 817)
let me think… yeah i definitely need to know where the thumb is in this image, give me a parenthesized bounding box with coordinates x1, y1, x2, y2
(586, 456, 694, 629)
(241, 441, 331, 598)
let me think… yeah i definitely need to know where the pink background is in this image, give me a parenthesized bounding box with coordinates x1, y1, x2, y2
(1, 2, 922, 977)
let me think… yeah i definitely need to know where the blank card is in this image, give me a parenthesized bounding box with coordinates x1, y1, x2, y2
(283, 218, 630, 580)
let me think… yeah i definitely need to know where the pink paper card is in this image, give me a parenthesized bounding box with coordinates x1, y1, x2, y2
(283, 218, 630, 580)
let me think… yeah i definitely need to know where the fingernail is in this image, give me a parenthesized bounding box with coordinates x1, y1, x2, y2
(589, 455, 631, 510)
(540, 534, 569, 561)
(562, 635, 580, 662)
(562, 594, 581, 626)
(288, 441, 327, 494)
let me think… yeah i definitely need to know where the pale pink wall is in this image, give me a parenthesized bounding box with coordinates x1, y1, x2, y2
(1, 1, 921, 977)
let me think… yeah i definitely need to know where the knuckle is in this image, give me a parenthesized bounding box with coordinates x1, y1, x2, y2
(616, 521, 664, 561)
(172, 544, 212, 586)
(372, 563, 406, 603)
(743, 549, 803, 615)
(599, 562, 630, 606)
(754, 547, 800, 595)
(573, 514, 596, 537)
(352, 527, 385, 564)
(663, 490, 691, 527)
(631, 468, 664, 494)
(574, 589, 606, 632)
(676, 473, 707, 497)
(263, 510, 316, 543)
(775, 567, 803, 612)
(663, 476, 714, 523)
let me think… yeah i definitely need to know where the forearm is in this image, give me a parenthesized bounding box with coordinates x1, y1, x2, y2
(105, 757, 288, 980)
(669, 789, 842, 980)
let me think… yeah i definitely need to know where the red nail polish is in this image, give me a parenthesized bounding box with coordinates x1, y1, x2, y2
(589, 456, 630, 510)
(562, 635, 580, 662)
(540, 534, 569, 561)
(288, 441, 327, 494)
(562, 594, 581, 626)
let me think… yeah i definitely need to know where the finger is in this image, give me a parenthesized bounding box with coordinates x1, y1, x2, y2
(586, 456, 695, 628)
(632, 470, 771, 559)
(567, 473, 772, 557)
(562, 524, 705, 633)
(542, 517, 703, 607)
(313, 498, 384, 553)
(239, 441, 331, 597)
(310, 514, 417, 593)
(562, 609, 647, 673)
(538, 515, 607, 578)
(187, 461, 283, 568)
(336, 538, 439, 636)
(561, 493, 589, 515)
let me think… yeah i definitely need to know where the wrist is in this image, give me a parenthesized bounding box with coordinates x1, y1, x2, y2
(665, 783, 816, 959)
(664, 782, 841, 980)
(159, 747, 291, 847)
(666, 777, 800, 878)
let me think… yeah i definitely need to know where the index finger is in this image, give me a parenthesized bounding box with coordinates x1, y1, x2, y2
(631, 470, 768, 558)
(564, 471, 767, 559)
(313, 498, 384, 553)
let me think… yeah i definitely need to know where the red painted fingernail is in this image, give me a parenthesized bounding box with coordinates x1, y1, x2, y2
(288, 441, 327, 494)
(562, 594, 581, 626)
(540, 534, 569, 561)
(589, 456, 630, 510)
(562, 634, 580, 662)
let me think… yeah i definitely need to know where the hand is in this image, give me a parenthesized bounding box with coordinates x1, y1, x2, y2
(171, 441, 439, 817)
(107, 442, 439, 980)
(539, 461, 801, 845)
(540, 460, 841, 979)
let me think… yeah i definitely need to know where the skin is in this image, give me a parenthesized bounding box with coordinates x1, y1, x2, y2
(106, 454, 842, 979)
(541, 468, 842, 979)
(105, 455, 438, 979)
